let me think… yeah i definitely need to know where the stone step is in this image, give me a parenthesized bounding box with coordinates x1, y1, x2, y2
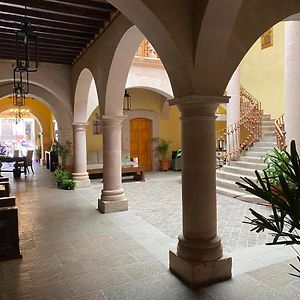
(250, 146, 274, 153)
(260, 136, 276, 142)
(229, 161, 265, 170)
(262, 125, 275, 130)
(243, 151, 265, 158)
(262, 114, 271, 121)
(217, 170, 257, 182)
(239, 156, 264, 163)
(262, 120, 275, 126)
(216, 186, 267, 205)
(254, 141, 276, 147)
(262, 131, 275, 136)
(216, 177, 242, 191)
(222, 165, 259, 176)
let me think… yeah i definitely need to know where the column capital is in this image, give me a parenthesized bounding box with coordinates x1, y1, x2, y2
(169, 95, 229, 119)
(72, 122, 89, 130)
(169, 94, 229, 107)
(101, 115, 127, 126)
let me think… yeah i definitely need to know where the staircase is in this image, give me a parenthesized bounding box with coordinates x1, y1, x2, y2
(216, 114, 276, 204)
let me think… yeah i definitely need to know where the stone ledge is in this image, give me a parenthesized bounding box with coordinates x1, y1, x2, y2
(169, 250, 232, 287)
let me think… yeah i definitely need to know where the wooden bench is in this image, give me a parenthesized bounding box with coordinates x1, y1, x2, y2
(88, 165, 145, 181)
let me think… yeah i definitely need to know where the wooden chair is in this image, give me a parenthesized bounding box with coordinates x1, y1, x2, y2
(13, 150, 19, 157)
(20, 150, 34, 174)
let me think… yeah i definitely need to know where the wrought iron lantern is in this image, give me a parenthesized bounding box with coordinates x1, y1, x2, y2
(15, 2, 39, 74)
(123, 89, 132, 111)
(12, 1, 38, 105)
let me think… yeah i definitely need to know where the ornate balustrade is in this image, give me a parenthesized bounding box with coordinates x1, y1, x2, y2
(216, 87, 262, 165)
(134, 39, 160, 60)
(275, 114, 287, 151)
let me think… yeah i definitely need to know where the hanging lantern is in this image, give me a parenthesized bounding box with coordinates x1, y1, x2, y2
(123, 89, 132, 111)
(15, 20, 39, 73)
(12, 70, 28, 107)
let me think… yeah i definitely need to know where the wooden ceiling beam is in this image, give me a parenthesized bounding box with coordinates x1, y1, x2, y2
(0, 20, 95, 40)
(0, 4, 105, 28)
(5, 0, 112, 20)
(0, 42, 78, 55)
(0, 37, 84, 51)
(0, 26, 91, 45)
(0, 53, 72, 65)
(54, 0, 116, 11)
(0, 12, 101, 34)
(0, 30, 87, 47)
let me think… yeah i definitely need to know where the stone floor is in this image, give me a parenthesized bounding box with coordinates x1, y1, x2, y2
(1, 166, 300, 299)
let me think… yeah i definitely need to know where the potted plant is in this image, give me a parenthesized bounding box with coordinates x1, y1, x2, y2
(54, 167, 76, 190)
(153, 137, 171, 171)
(51, 140, 72, 167)
(61, 178, 76, 190)
(236, 140, 300, 277)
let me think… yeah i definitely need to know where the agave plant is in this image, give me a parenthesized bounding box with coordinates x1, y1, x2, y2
(236, 140, 300, 277)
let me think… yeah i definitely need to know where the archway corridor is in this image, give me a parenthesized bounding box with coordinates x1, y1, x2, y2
(0, 165, 298, 298)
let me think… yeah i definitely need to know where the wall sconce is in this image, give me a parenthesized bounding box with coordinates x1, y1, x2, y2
(93, 113, 102, 134)
(123, 89, 132, 111)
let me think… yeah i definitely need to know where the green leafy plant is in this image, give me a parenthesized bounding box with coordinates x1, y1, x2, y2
(61, 178, 76, 190)
(54, 168, 70, 182)
(52, 140, 72, 166)
(54, 168, 76, 190)
(262, 147, 292, 185)
(236, 140, 300, 277)
(153, 137, 171, 160)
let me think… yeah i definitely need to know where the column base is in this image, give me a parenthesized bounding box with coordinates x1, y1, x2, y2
(72, 172, 91, 188)
(98, 189, 128, 213)
(169, 250, 232, 287)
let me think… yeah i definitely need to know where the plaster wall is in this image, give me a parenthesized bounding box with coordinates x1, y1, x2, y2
(240, 22, 285, 118)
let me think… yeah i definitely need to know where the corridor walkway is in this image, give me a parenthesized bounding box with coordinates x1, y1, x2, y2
(1, 166, 300, 299)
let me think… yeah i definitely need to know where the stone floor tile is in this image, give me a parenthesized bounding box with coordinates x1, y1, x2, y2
(203, 274, 272, 300)
(68, 269, 133, 297)
(247, 262, 299, 288)
(102, 277, 173, 300)
(73, 290, 107, 300)
(122, 261, 168, 281)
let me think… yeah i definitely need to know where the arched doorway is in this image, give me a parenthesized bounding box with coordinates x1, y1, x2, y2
(130, 118, 152, 171)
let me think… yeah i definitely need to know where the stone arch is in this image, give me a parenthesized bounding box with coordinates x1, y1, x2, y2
(194, 0, 300, 95)
(122, 109, 160, 170)
(0, 80, 72, 132)
(104, 26, 144, 115)
(74, 68, 96, 123)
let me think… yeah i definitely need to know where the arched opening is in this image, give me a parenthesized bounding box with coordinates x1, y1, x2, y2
(74, 68, 96, 123)
(0, 96, 56, 166)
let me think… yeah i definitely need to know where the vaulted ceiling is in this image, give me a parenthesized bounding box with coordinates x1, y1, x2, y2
(0, 0, 117, 65)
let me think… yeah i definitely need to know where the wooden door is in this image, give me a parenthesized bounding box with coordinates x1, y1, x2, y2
(130, 118, 152, 171)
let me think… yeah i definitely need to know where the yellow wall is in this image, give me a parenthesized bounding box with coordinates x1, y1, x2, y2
(160, 106, 181, 157)
(86, 89, 228, 161)
(240, 22, 285, 118)
(87, 108, 103, 151)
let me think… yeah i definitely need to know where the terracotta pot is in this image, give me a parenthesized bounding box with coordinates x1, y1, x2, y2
(159, 159, 170, 172)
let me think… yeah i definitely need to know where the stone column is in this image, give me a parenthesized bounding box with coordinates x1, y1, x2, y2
(226, 67, 241, 158)
(169, 95, 232, 286)
(226, 66, 240, 127)
(285, 21, 300, 151)
(72, 122, 91, 188)
(98, 115, 128, 213)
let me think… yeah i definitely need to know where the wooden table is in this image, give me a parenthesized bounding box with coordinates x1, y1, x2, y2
(88, 165, 145, 181)
(0, 156, 27, 177)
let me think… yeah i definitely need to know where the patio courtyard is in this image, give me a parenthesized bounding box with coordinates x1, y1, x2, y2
(1, 167, 300, 299)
